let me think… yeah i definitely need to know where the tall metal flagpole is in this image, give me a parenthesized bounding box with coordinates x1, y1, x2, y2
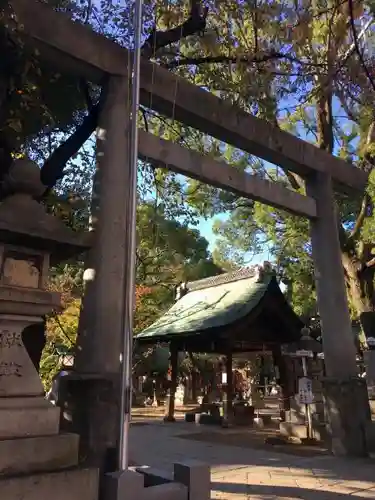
(118, 0, 143, 471)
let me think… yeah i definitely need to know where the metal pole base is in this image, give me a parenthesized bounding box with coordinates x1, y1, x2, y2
(163, 415, 176, 423)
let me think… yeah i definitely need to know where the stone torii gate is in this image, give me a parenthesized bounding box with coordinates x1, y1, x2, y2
(4, 0, 371, 463)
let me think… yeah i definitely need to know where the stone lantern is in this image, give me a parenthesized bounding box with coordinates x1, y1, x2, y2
(0, 160, 97, 499)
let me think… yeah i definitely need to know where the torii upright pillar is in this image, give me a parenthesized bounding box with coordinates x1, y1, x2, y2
(73, 76, 133, 471)
(307, 172, 371, 456)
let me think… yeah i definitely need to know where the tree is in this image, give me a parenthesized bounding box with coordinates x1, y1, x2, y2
(134, 200, 222, 336)
(3, 0, 375, 343)
(136, 201, 220, 286)
(39, 263, 83, 388)
(0, 0, 209, 193)
(39, 200, 221, 388)
(146, 0, 375, 342)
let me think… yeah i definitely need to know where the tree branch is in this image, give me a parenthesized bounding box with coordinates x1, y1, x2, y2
(39, 0, 209, 190)
(349, 193, 370, 242)
(40, 94, 102, 189)
(79, 79, 94, 110)
(83, 0, 92, 25)
(163, 51, 327, 69)
(140, 107, 149, 132)
(283, 170, 304, 190)
(142, 0, 208, 58)
(365, 257, 375, 268)
(348, 0, 375, 93)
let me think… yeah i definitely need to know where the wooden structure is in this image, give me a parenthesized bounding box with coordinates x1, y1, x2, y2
(2, 0, 371, 460)
(137, 265, 303, 422)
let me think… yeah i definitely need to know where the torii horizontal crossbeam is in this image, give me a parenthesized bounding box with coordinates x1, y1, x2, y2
(7, 0, 369, 194)
(138, 130, 317, 218)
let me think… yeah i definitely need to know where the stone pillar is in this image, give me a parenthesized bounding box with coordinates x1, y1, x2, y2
(174, 461, 210, 500)
(73, 76, 132, 470)
(164, 344, 178, 422)
(104, 469, 144, 500)
(306, 173, 370, 456)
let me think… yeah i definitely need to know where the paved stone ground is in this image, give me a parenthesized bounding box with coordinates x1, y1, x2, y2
(129, 420, 375, 499)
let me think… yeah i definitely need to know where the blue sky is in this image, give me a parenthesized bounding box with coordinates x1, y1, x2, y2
(195, 217, 221, 252)
(192, 83, 362, 265)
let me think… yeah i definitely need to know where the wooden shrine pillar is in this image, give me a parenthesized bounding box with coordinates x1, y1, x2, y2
(222, 350, 233, 426)
(72, 76, 133, 470)
(164, 343, 178, 422)
(191, 369, 198, 403)
(307, 173, 371, 456)
(272, 346, 290, 421)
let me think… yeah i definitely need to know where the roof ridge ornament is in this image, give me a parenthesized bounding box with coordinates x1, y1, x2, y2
(253, 261, 274, 282)
(175, 281, 188, 301)
(184, 263, 276, 293)
(254, 265, 263, 282)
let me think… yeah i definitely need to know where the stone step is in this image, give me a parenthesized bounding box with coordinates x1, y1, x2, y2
(0, 467, 99, 500)
(0, 433, 79, 476)
(0, 404, 60, 439)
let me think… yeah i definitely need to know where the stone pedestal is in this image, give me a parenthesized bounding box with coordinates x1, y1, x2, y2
(1, 467, 99, 500)
(0, 312, 99, 500)
(280, 396, 328, 441)
(0, 314, 60, 439)
(285, 399, 325, 425)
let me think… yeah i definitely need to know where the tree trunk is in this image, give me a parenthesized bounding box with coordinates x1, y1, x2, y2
(316, 89, 334, 153)
(342, 252, 375, 344)
(315, 83, 375, 346)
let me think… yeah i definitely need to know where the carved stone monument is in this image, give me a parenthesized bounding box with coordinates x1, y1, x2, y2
(0, 159, 98, 499)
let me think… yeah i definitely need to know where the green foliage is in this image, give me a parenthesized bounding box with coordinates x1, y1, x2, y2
(41, 299, 79, 390)
(134, 201, 222, 336)
(40, 200, 221, 386)
(3, 0, 375, 367)
(1, 0, 88, 148)
(138, 0, 375, 327)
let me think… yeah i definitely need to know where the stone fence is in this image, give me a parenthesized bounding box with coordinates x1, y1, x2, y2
(105, 460, 210, 500)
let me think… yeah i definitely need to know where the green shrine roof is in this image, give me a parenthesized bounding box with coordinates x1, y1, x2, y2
(137, 265, 277, 341)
